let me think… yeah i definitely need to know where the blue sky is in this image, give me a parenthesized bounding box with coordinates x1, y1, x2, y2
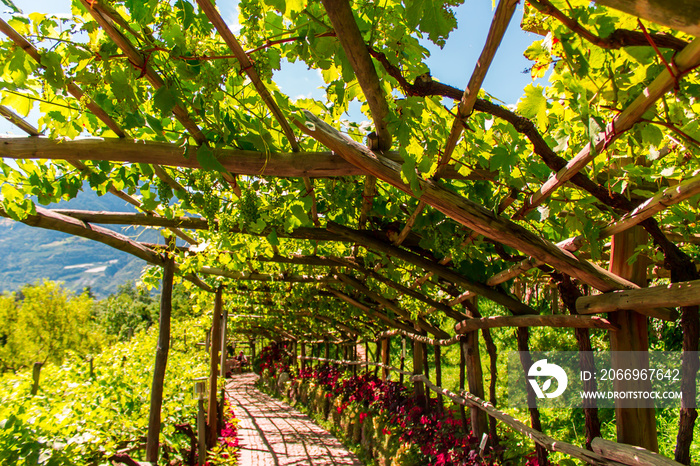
(0, 0, 540, 135)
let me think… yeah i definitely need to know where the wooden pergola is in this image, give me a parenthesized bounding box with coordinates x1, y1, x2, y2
(1, 0, 699, 464)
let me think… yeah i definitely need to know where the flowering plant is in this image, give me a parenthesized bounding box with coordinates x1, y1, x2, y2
(198, 400, 239, 466)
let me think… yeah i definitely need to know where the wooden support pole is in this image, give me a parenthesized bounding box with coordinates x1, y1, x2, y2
(434, 344, 443, 414)
(459, 339, 468, 433)
(557, 275, 602, 449)
(220, 305, 228, 378)
(31, 362, 43, 396)
(675, 303, 699, 464)
(421, 333, 430, 405)
(381, 337, 390, 381)
(399, 336, 406, 386)
(608, 226, 658, 452)
(413, 326, 426, 405)
(145, 254, 174, 464)
(372, 340, 380, 377)
(300, 343, 306, 372)
(207, 288, 223, 449)
(197, 398, 206, 464)
(460, 301, 489, 441)
(517, 327, 549, 465)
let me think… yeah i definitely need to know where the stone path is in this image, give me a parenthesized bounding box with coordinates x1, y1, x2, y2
(225, 373, 364, 466)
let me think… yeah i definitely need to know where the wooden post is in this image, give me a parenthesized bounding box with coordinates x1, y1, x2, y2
(421, 337, 430, 405)
(550, 285, 559, 314)
(324, 338, 330, 359)
(207, 288, 223, 449)
(365, 341, 370, 374)
(197, 397, 206, 463)
(251, 338, 256, 362)
(399, 336, 406, 385)
(434, 344, 443, 413)
(381, 337, 390, 381)
(459, 339, 468, 433)
(31, 362, 43, 395)
(145, 255, 174, 464)
(482, 327, 500, 449)
(374, 340, 381, 377)
(517, 327, 549, 466)
(461, 335, 488, 440)
(413, 326, 425, 406)
(300, 343, 307, 372)
(608, 226, 658, 451)
(462, 299, 489, 440)
(219, 304, 228, 378)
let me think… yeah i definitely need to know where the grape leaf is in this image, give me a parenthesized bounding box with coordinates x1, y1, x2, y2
(517, 84, 547, 131)
(196, 144, 227, 173)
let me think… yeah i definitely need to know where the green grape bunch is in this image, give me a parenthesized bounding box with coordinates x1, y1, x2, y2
(239, 189, 259, 225)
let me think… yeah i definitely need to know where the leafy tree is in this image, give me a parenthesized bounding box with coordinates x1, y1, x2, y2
(0, 280, 103, 372)
(94, 281, 195, 341)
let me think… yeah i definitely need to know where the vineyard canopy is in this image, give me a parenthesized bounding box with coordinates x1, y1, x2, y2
(1, 0, 700, 462)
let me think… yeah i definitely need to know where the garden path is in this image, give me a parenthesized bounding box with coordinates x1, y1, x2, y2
(225, 372, 364, 466)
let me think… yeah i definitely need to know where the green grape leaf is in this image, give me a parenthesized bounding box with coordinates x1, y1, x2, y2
(153, 86, 178, 117)
(517, 84, 547, 131)
(196, 144, 227, 173)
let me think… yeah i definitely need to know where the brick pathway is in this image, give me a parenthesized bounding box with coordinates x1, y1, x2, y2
(225, 373, 364, 466)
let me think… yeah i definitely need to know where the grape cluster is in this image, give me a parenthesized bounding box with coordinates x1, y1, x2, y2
(155, 178, 172, 206)
(238, 189, 259, 225)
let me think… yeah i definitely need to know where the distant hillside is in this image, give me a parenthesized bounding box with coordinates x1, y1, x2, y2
(0, 189, 164, 298)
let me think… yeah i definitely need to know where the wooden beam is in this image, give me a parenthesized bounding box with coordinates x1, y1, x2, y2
(593, 0, 700, 37)
(439, 0, 518, 170)
(300, 111, 637, 293)
(321, 0, 392, 150)
(591, 437, 683, 466)
(195, 0, 299, 151)
(336, 273, 450, 339)
(0, 20, 196, 244)
(577, 279, 700, 316)
(486, 236, 583, 286)
(80, 1, 204, 142)
(516, 37, 700, 217)
(198, 266, 337, 283)
(0, 105, 40, 136)
(145, 254, 174, 463)
(454, 314, 619, 334)
(0, 205, 164, 265)
(0, 137, 470, 180)
(325, 287, 416, 334)
(255, 253, 465, 320)
(600, 172, 700, 238)
(327, 221, 537, 315)
(48, 209, 358, 242)
(0, 19, 125, 137)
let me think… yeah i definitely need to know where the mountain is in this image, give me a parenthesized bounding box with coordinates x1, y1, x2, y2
(0, 188, 164, 298)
